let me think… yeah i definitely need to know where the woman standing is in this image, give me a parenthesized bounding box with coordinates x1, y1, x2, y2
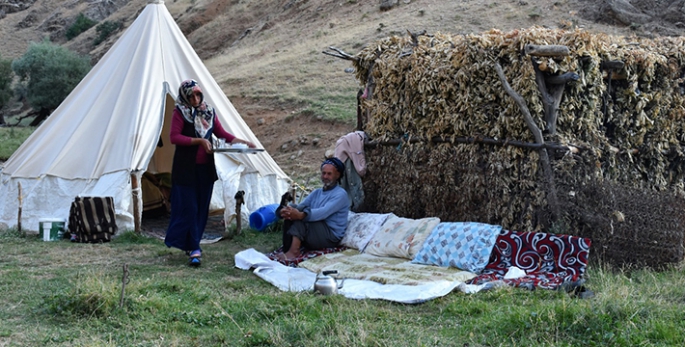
(165, 79, 255, 266)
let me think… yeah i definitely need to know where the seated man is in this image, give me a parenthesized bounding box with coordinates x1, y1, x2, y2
(277, 157, 350, 261)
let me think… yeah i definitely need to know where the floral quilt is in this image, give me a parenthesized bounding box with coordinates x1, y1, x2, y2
(467, 230, 591, 290)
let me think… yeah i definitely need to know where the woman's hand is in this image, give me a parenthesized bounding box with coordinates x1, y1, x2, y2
(235, 138, 256, 148)
(196, 138, 213, 153)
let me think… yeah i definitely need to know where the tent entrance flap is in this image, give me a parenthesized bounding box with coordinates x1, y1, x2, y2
(147, 93, 176, 174)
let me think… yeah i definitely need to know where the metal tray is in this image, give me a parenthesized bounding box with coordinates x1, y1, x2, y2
(213, 147, 265, 154)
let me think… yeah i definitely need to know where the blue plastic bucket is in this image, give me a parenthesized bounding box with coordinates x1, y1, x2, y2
(249, 203, 280, 231)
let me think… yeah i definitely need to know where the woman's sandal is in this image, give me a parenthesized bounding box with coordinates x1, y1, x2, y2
(188, 250, 202, 267)
(188, 257, 201, 267)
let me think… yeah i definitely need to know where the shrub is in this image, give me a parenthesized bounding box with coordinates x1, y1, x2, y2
(93, 20, 121, 46)
(66, 13, 97, 40)
(0, 54, 12, 111)
(11, 40, 91, 121)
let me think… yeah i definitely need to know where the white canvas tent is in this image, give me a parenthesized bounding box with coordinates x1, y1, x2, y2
(0, 1, 290, 233)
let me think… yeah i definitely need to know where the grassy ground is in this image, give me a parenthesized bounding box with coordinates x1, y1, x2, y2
(0, 126, 35, 160)
(1, 228, 684, 347)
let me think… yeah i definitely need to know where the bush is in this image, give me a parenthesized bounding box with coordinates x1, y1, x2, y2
(11, 40, 91, 118)
(66, 13, 97, 40)
(0, 54, 12, 110)
(93, 20, 121, 46)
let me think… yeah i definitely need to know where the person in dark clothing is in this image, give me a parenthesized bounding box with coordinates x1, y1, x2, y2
(164, 79, 255, 266)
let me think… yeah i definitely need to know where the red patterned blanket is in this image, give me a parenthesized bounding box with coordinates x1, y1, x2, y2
(267, 246, 349, 267)
(265, 229, 591, 291)
(467, 230, 592, 290)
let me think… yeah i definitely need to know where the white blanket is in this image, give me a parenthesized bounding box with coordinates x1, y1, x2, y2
(235, 248, 494, 304)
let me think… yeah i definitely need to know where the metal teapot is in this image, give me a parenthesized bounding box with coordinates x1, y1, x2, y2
(313, 270, 344, 295)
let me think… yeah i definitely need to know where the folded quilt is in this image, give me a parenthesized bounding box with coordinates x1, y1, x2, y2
(467, 230, 592, 290)
(298, 249, 476, 285)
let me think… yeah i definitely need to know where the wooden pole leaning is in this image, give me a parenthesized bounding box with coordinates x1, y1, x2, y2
(130, 173, 141, 233)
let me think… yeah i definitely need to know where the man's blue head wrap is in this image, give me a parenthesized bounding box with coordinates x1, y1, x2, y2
(321, 157, 345, 179)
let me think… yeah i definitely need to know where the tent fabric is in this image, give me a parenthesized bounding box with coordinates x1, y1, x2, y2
(0, 2, 290, 232)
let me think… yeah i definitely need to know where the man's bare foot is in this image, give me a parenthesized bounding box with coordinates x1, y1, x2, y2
(275, 251, 301, 262)
(284, 250, 302, 259)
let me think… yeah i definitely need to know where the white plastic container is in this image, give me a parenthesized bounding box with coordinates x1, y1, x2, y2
(39, 218, 66, 241)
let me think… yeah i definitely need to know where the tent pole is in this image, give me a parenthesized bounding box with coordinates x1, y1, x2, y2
(234, 190, 245, 236)
(17, 182, 22, 232)
(131, 173, 141, 233)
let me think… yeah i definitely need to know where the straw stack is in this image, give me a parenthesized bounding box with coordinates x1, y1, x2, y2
(353, 27, 685, 267)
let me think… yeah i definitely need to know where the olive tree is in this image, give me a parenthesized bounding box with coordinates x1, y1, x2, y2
(12, 40, 91, 125)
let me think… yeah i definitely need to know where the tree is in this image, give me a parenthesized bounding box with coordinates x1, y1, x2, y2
(93, 20, 121, 46)
(12, 40, 91, 125)
(66, 13, 97, 40)
(0, 54, 12, 126)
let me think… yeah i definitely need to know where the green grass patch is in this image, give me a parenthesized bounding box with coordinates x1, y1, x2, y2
(1, 227, 685, 346)
(0, 126, 34, 160)
(244, 90, 357, 124)
(282, 86, 357, 123)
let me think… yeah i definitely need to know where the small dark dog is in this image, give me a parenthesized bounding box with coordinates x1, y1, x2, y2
(234, 190, 245, 206)
(279, 191, 294, 208)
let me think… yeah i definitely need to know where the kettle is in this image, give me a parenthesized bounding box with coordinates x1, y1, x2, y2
(313, 270, 344, 295)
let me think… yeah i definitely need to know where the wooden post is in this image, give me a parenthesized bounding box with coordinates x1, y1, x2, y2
(289, 186, 296, 202)
(131, 173, 141, 233)
(119, 263, 129, 309)
(235, 205, 242, 234)
(495, 62, 560, 221)
(530, 56, 578, 135)
(524, 44, 578, 136)
(356, 89, 364, 131)
(524, 44, 570, 57)
(363, 134, 583, 153)
(601, 60, 625, 70)
(523, 45, 580, 135)
(234, 191, 245, 235)
(601, 60, 626, 115)
(17, 182, 22, 232)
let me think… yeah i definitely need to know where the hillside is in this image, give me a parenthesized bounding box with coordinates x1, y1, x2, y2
(1, 0, 684, 179)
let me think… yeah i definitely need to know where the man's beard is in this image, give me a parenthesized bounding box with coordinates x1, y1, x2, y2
(322, 179, 336, 190)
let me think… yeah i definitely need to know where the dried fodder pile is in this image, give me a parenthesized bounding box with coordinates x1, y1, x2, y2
(361, 143, 550, 230)
(355, 27, 685, 190)
(353, 27, 685, 266)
